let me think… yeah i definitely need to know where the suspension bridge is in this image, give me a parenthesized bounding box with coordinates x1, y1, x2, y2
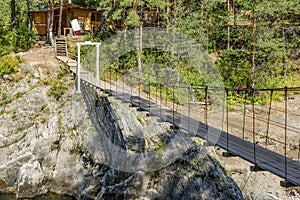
(56, 43, 300, 187)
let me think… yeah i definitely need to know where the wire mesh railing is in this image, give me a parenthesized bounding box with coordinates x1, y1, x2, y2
(78, 63, 300, 163)
(73, 45, 300, 185)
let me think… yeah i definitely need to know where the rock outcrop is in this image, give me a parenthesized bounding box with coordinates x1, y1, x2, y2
(0, 48, 243, 199)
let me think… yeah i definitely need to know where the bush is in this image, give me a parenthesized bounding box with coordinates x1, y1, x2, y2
(0, 24, 36, 57)
(48, 78, 68, 100)
(0, 54, 19, 76)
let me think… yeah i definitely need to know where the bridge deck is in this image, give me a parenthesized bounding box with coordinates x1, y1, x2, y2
(59, 56, 300, 186)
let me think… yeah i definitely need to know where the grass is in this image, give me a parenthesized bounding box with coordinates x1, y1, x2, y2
(14, 91, 26, 99)
(47, 78, 69, 100)
(154, 141, 165, 151)
(58, 115, 63, 134)
(136, 114, 143, 125)
(11, 108, 17, 119)
(90, 125, 97, 132)
(260, 132, 270, 140)
(40, 116, 47, 124)
(39, 104, 47, 112)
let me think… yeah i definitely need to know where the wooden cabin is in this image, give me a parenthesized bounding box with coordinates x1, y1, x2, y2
(32, 3, 102, 36)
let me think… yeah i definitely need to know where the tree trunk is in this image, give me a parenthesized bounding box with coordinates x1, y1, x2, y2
(166, 0, 170, 27)
(282, 17, 286, 77)
(133, 0, 137, 10)
(157, 7, 160, 27)
(11, 0, 16, 30)
(27, 0, 31, 30)
(173, 0, 177, 19)
(227, 0, 231, 49)
(47, 0, 55, 46)
(58, 0, 63, 37)
(133, 0, 142, 74)
(251, 1, 257, 89)
(137, 26, 142, 75)
(233, 0, 236, 26)
(200, 0, 204, 27)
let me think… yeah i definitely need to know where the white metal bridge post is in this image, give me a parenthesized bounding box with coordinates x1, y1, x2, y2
(77, 43, 81, 92)
(96, 44, 100, 80)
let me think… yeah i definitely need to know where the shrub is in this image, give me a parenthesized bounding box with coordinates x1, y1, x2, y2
(0, 54, 19, 76)
(48, 78, 68, 100)
(0, 25, 37, 57)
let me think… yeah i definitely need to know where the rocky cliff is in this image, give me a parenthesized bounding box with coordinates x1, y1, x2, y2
(0, 48, 243, 199)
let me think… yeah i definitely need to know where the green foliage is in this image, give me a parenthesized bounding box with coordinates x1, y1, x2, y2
(136, 114, 143, 125)
(0, 90, 12, 107)
(14, 91, 26, 99)
(0, 54, 19, 76)
(68, 35, 102, 63)
(40, 116, 47, 124)
(100, 0, 168, 30)
(91, 0, 300, 106)
(11, 108, 17, 119)
(154, 140, 165, 151)
(46, 64, 70, 101)
(0, 0, 10, 32)
(226, 91, 262, 106)
(217, 48, 252, 89)
(0, 0, 39, 56)
(126, 10, 141, 27)
(260, 132, 270, 140)
(48, 78, 68, 100)
(0, 25, 36, 57)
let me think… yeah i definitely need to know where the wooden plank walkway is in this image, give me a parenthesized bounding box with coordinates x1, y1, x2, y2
(58, 56, 300, 186)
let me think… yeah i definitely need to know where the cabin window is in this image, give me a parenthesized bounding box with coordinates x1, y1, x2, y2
(36, 16, 41, 24)
(91, 13, 101, 22)
(34, 13, 46, 24)
(91, 13, 96, 21)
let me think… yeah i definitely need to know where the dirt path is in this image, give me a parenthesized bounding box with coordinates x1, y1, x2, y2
(19, 43, 58, 64)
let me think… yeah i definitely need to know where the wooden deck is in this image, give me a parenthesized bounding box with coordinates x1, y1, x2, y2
(58, 56, 300, 187)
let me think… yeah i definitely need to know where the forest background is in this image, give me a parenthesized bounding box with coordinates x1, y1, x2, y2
(0, 0, 299, 102)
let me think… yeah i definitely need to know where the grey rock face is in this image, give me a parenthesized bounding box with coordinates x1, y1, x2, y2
(0, 61, 242, 199)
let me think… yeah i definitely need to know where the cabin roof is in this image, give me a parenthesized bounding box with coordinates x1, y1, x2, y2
(31, 3, 97, 13)
(59, 3, 96, 10)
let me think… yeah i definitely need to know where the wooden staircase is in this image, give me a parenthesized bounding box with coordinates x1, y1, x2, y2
(55, 37, 68, 57)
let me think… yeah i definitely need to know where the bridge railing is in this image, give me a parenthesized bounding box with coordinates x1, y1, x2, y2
(75, 45, 300, 185)
(78, 61, 300, 164)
